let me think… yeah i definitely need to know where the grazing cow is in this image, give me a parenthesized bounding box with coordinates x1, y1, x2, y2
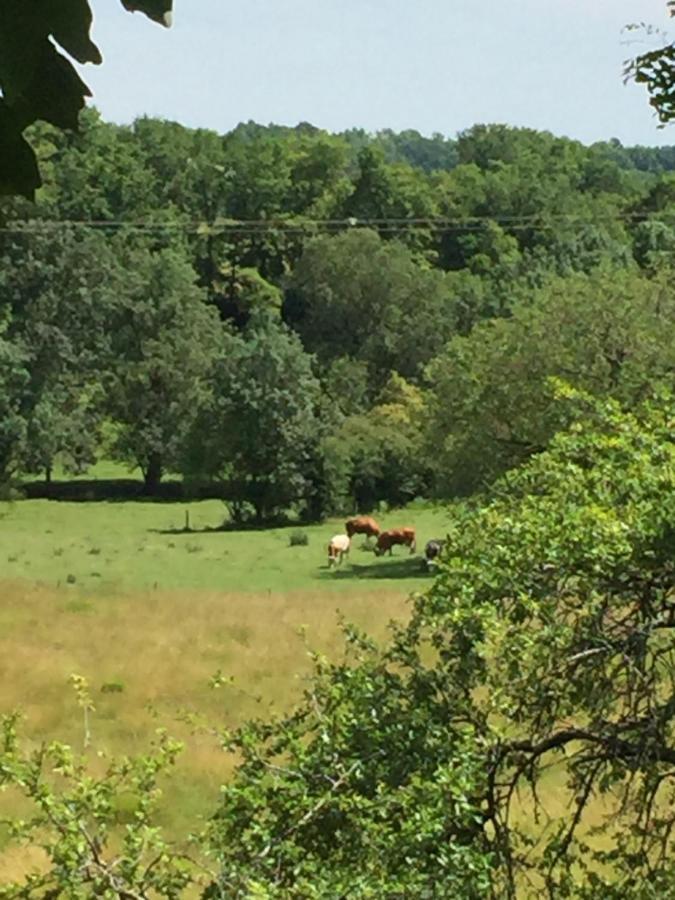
(345, 516, 381, 540)
(374, 527, 416, 556)
(327, 534, 351, 568)
(424, 539, 446, 571)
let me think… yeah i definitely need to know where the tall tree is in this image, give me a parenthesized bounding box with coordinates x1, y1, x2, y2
(287, 229, 458, 388)
(0, 223, 123, 480)
(185, 313, 324, 523)
(105, 240, 222, 493)
(424, 268, 675, 495)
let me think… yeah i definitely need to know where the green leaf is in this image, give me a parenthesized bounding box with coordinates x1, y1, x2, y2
(0, 1, 171, 196)
(24, 41, 92, 131)
(120, 0, 174, 27)
(0, 103, 41, 198)
(48, 0, 102, 65)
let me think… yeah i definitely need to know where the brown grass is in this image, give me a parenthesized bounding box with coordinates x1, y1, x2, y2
(0, 580, 411, 882)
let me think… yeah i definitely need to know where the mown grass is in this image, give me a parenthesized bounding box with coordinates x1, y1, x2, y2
(0, 497, 447, 593)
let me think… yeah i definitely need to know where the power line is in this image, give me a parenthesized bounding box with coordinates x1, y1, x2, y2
(0, 211, 672, 236)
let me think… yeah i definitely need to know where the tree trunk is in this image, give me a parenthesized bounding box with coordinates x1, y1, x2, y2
(143, 452, 163, 495)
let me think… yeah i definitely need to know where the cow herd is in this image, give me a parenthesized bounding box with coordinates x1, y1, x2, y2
(327, 516, 446, 571)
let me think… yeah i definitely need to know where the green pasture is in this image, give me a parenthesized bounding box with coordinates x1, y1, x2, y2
(0, 492, 611, 886)
(0, 490, 451, 879)
(0, 496, 449, 594)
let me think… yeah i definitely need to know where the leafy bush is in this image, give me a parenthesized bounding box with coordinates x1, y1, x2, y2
(289, 530, 309, 547)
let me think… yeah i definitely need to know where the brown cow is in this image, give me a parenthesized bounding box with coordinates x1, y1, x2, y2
(345, 516, 381, 539)
(374, 527, 416, 556)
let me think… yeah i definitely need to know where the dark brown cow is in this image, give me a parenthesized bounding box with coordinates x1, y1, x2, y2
(374, 527, 416, 556)
(345, 516, 381, 539)
(423, 539, 446, 571)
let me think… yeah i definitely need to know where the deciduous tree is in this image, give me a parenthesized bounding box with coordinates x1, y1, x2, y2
(105, 240, 221, 493)
(287, 229, 458, 389)
(424, 268, 675, 494)
(185, 313, 324, 523)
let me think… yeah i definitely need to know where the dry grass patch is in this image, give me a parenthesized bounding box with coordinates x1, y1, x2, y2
(0, 580, 411, 863)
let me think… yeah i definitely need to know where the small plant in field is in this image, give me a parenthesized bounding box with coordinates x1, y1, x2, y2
(186, 542, 202, 554)
(66, 573, 77, 584)
(65, 599, 94, 614)
(69, 673, 95, 749)
(53, 546, 64, 557)
(289, 530, 309, 547)
(88, 546, 101, 556)
(7, 554, 18, 562)
(0, 714, 196, 896)
(100, 681, 125, 694)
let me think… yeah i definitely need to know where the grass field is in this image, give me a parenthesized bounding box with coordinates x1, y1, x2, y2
(0, 491, 449, 882)
(0, 496, 448, 593)
(0, 492, 613, 890)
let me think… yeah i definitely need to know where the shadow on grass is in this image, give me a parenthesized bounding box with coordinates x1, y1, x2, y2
(20, 479, 229, 503)
(150, 517, 294, 536)
(317, 556, 428, 581)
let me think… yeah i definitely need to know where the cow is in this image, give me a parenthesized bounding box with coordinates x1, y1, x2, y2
(327, 534, 351, 568)
(424, 539, 446, 571)
(374, 527, 416, 557)
(345, 516, 381, 540)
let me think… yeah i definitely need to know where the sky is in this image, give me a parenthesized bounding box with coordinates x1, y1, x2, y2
(84, 0, 675, 147)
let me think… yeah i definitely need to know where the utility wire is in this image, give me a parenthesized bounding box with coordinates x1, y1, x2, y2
(0, 211, 672, 236)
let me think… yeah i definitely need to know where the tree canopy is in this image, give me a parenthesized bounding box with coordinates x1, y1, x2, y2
(629, 1, 675, 124)
(0, 114, 674, 512)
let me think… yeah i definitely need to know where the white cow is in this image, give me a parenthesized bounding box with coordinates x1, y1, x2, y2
(327, 534, 351, 568)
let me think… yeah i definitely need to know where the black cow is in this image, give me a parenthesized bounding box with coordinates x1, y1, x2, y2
(423, 539, 446, 571)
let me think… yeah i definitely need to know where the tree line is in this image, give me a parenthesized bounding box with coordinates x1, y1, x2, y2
(1, 114, 674, 521)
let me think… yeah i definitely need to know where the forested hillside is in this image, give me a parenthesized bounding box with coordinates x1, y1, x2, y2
(1, 113, 674, 518)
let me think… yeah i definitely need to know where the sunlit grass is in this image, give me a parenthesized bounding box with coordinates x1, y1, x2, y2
(0, 498, 446, 593)
(0, 578, 412, 882)
(0, 496, 623, 889)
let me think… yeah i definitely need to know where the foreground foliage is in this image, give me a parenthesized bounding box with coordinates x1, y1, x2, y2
(629, 2, 675, 124)
(0, 711, 195, 898)
(0, 1, 172, 198)
(201, 386, 675, 897)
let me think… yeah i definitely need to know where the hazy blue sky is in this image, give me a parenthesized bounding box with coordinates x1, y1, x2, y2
(85, 0, 674, 146)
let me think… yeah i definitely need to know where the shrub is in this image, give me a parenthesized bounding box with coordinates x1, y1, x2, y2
(289, 530, 309, 547)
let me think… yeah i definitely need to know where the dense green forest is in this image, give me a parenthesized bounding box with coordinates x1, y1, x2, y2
(1, 113, 674, 520)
